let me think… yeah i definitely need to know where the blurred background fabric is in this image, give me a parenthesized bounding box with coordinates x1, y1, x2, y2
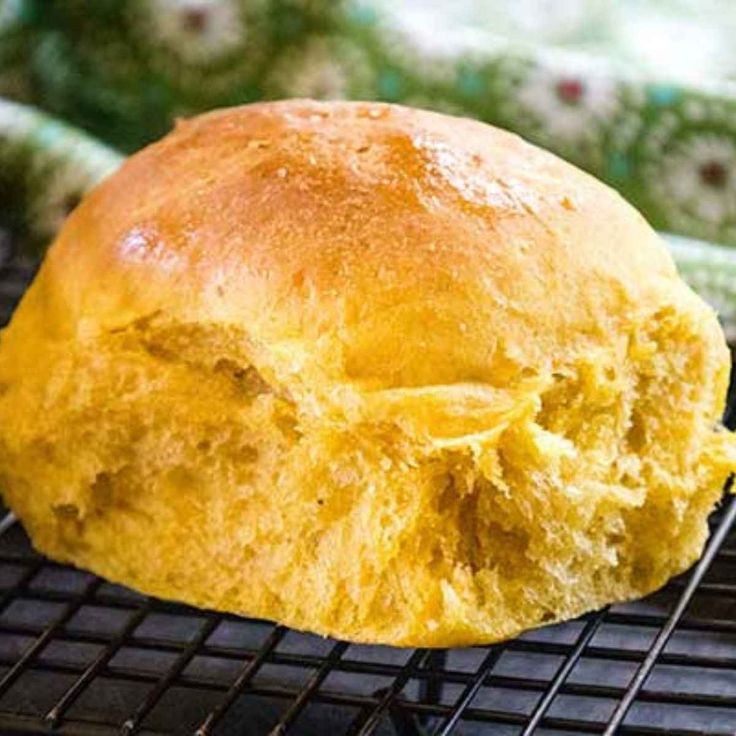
(0, 0, 735, 331)
(377, 1, 736, 84)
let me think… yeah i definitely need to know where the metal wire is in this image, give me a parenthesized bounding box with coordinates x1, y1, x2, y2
(268, 640, 350, 736)
(351, 648, 429, 736)
(0, 491, 732, 735)
(45, 599, 153, 727)
(604, 494, 736, 735)
(194, 625, 287, 736)
(0, 511, 17, 537)
(121, 613, 222, 736)
(0, 574, 102, 698)
(431, 646, 504, 736)
(520, 607, 609, 736)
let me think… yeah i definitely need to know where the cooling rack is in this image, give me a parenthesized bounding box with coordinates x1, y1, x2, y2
(1, 238, 736, 735)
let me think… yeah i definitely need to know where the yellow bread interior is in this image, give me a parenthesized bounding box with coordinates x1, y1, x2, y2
(0, 100, 734, 646)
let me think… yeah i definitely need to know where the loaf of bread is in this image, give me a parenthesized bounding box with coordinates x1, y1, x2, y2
(0, 101, 733, 646)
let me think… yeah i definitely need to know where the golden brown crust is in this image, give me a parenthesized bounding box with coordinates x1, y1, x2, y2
(30, 100, 677, 388)
(0, 101, 733, 647)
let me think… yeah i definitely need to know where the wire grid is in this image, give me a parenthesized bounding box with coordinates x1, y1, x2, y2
(1, 239, 736, 735)
(0, 499, 732, 736)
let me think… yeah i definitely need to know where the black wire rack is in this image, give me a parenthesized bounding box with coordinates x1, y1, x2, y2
(1, 237, 736, 735)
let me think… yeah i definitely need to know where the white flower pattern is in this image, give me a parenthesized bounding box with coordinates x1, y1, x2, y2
(512, 62, 622, 143)
(139, 0, 246, 64)
(266, 37, 374, 100)
(640, 94, 736, 242)
(652, 134, 736, 232)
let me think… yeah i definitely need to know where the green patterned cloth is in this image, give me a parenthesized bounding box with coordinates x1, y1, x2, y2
(0, 97, 121, 255)
(667, 235, 736, 340)
(0, 0, 735, 333)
